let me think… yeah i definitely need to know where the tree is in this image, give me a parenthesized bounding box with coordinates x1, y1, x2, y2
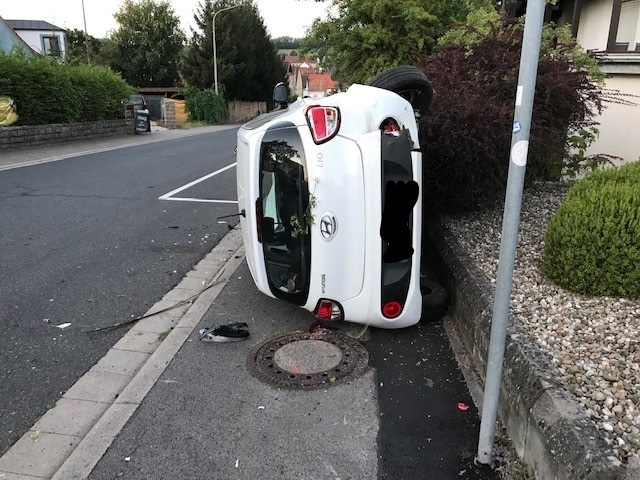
(64, 29, 112, 66)
(181, 0, 284, 102)
(109, 0, 185, 87)
(273, 37, 302, 50)
(300, 0, 485, 84)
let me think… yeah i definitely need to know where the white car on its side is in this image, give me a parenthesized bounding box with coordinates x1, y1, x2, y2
(235, 66, 444, 329)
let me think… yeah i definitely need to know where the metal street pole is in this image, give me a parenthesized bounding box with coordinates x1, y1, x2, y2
(212, 4, 243, 95)
(476, 0, 546, 466)
(81, 0, 91, 64)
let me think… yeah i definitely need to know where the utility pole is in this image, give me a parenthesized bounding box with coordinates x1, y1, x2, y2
(81, 0, 91, 64)
(476, 0, 546, 466)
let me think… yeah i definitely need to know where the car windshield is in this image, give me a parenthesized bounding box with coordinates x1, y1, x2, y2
(259, 128, 311, 305)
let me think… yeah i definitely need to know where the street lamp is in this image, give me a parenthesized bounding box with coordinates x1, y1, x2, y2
(212, 3, 244, 95)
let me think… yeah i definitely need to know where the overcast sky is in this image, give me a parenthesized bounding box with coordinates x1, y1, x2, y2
(0, 0, 329, 39)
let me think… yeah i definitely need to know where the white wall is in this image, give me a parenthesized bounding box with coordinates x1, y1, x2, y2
(589, 75, 640, 163)
(14, 29, 66, 57)
(577, 0, 613, 51)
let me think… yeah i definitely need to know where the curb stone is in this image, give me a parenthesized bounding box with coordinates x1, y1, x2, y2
(0, 228, 245, 480)
(426, 217, 640, 480)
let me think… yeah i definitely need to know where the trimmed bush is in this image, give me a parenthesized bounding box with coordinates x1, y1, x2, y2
(0, 51, 132, 125)
(542, 161, 640, 298)
(184, 88, 226, 124)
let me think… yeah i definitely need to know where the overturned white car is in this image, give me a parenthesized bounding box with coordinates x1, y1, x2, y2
(235, 66, 444, 329)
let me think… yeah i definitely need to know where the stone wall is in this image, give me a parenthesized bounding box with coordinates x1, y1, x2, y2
(0, 119, 134, 150)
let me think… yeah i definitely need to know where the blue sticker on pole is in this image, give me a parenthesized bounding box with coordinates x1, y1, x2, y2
(513, 121, 521, 134)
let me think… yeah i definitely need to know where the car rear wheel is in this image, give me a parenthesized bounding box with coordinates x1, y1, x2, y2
(369, 66, 433, 117)
(420, 278, 447, 322)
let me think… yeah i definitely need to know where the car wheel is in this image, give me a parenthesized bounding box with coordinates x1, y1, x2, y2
(369, 66, 433, 117)
(420, 278, 447, 322)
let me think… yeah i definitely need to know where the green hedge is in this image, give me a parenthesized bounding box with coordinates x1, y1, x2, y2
(542, 161, 640, 298)
(184, 88, 226, 124)
(0, 52, 133, 125)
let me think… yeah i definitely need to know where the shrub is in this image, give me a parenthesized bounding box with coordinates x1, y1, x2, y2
(184, 88, 226, 124)
(415, 8, 604, 212)
(542, 161, 640, 298)
(0, 51, 132, 125)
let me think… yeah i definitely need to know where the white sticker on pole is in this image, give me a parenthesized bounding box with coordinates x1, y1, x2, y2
(515, 86, 524, 106)
(511, 140, 529, 167)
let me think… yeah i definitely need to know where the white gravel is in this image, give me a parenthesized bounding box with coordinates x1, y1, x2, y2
(443, 182, 640, 463)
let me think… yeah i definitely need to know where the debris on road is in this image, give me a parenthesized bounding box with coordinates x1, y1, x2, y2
(199, 322, 249, 342)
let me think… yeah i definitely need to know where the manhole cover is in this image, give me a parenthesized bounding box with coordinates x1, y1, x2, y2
(247, 330, 369, 389)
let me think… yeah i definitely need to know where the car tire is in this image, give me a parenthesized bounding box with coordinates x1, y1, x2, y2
(369, 66, 433, 117)
(420, 278, 447, 322)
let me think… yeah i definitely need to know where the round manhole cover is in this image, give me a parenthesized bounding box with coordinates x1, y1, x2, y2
(247, 330, 369, 389)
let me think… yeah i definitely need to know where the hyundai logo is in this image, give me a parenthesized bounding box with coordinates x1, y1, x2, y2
(319, 212, 338, 241)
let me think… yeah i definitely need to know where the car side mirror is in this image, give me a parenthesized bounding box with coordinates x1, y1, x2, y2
(273, 83, 288, 109)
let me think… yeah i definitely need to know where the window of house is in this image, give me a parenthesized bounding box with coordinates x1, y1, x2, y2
(609, 0, 640, 52)
(42, 35, 61, 56)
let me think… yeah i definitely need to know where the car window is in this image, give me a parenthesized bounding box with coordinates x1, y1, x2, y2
(259, 128, 311, 305)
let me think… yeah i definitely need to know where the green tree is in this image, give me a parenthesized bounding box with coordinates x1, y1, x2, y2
(181, 0, 284, 101)
(64, 28, 112, 66)
(109, 0, 185, 87)
(273, 37, 302, 50)
(301, 0, 485, 84)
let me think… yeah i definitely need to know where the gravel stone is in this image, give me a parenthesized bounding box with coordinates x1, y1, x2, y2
(443, 182, 640, 464)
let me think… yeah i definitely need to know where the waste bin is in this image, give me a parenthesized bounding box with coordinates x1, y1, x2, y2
(134, 109, 150, 134)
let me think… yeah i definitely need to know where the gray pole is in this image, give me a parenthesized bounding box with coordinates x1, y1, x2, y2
(213, 4, 243, 96)
(213, 15, 218, 94)
(81, 0, 90, 64)
(476, 0, 546, 465)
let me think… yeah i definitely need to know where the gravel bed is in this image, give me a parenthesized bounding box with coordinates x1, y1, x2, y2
(443, 182, 640, 463)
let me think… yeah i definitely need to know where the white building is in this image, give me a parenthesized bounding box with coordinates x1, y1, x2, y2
(5, 19, 66, 58)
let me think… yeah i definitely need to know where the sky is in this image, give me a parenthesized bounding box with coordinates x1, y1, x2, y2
(0, 0, 329, 39)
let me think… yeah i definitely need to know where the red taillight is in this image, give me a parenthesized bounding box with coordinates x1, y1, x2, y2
(314, 299, 343, 321)
(381, 118, 401, 136)
(382, 301, 403, 319)
(306, 106, 340, 144)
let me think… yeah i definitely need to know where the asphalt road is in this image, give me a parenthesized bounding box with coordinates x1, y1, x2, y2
(87, 262, 498, 480)
(0, 129, 241, 454)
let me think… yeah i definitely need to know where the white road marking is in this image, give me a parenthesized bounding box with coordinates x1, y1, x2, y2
(159, 163, 237, 203)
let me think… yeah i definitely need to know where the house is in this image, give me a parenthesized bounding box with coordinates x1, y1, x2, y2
(5, 19, 66, 58)
(0, 16, 34, 55)
(506, 0, 640, 162)
(304, 73, 337, 98)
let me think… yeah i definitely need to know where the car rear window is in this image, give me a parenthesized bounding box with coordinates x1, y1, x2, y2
(259, 127, 311, 305)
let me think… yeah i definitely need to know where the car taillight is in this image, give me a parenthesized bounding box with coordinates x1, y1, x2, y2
(306, 106, 340, 144)
(314, 299, 343, 321)
(381, 118, 401, 136)
(382, 301, 403, 319)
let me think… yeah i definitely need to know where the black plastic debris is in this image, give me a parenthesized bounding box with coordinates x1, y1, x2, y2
(199, 322, 249, 342)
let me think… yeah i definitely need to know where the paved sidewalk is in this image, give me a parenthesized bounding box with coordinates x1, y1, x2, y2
(0, 123, 239, 171)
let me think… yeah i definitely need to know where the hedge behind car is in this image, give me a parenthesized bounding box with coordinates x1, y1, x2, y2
(0, 51, 133, 125)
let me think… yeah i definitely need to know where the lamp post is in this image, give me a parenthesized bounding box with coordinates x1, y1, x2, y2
(212, 3, 243, 95)
(81, 0, 90, 63)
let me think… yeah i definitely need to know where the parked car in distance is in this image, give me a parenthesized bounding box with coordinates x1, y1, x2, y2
(127, 94, 148, 111)
(235, 66, 444, 329)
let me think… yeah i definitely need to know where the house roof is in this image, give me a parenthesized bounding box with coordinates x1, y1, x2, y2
(6, 19, 64, 31)
(306, 73, 336, 93)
